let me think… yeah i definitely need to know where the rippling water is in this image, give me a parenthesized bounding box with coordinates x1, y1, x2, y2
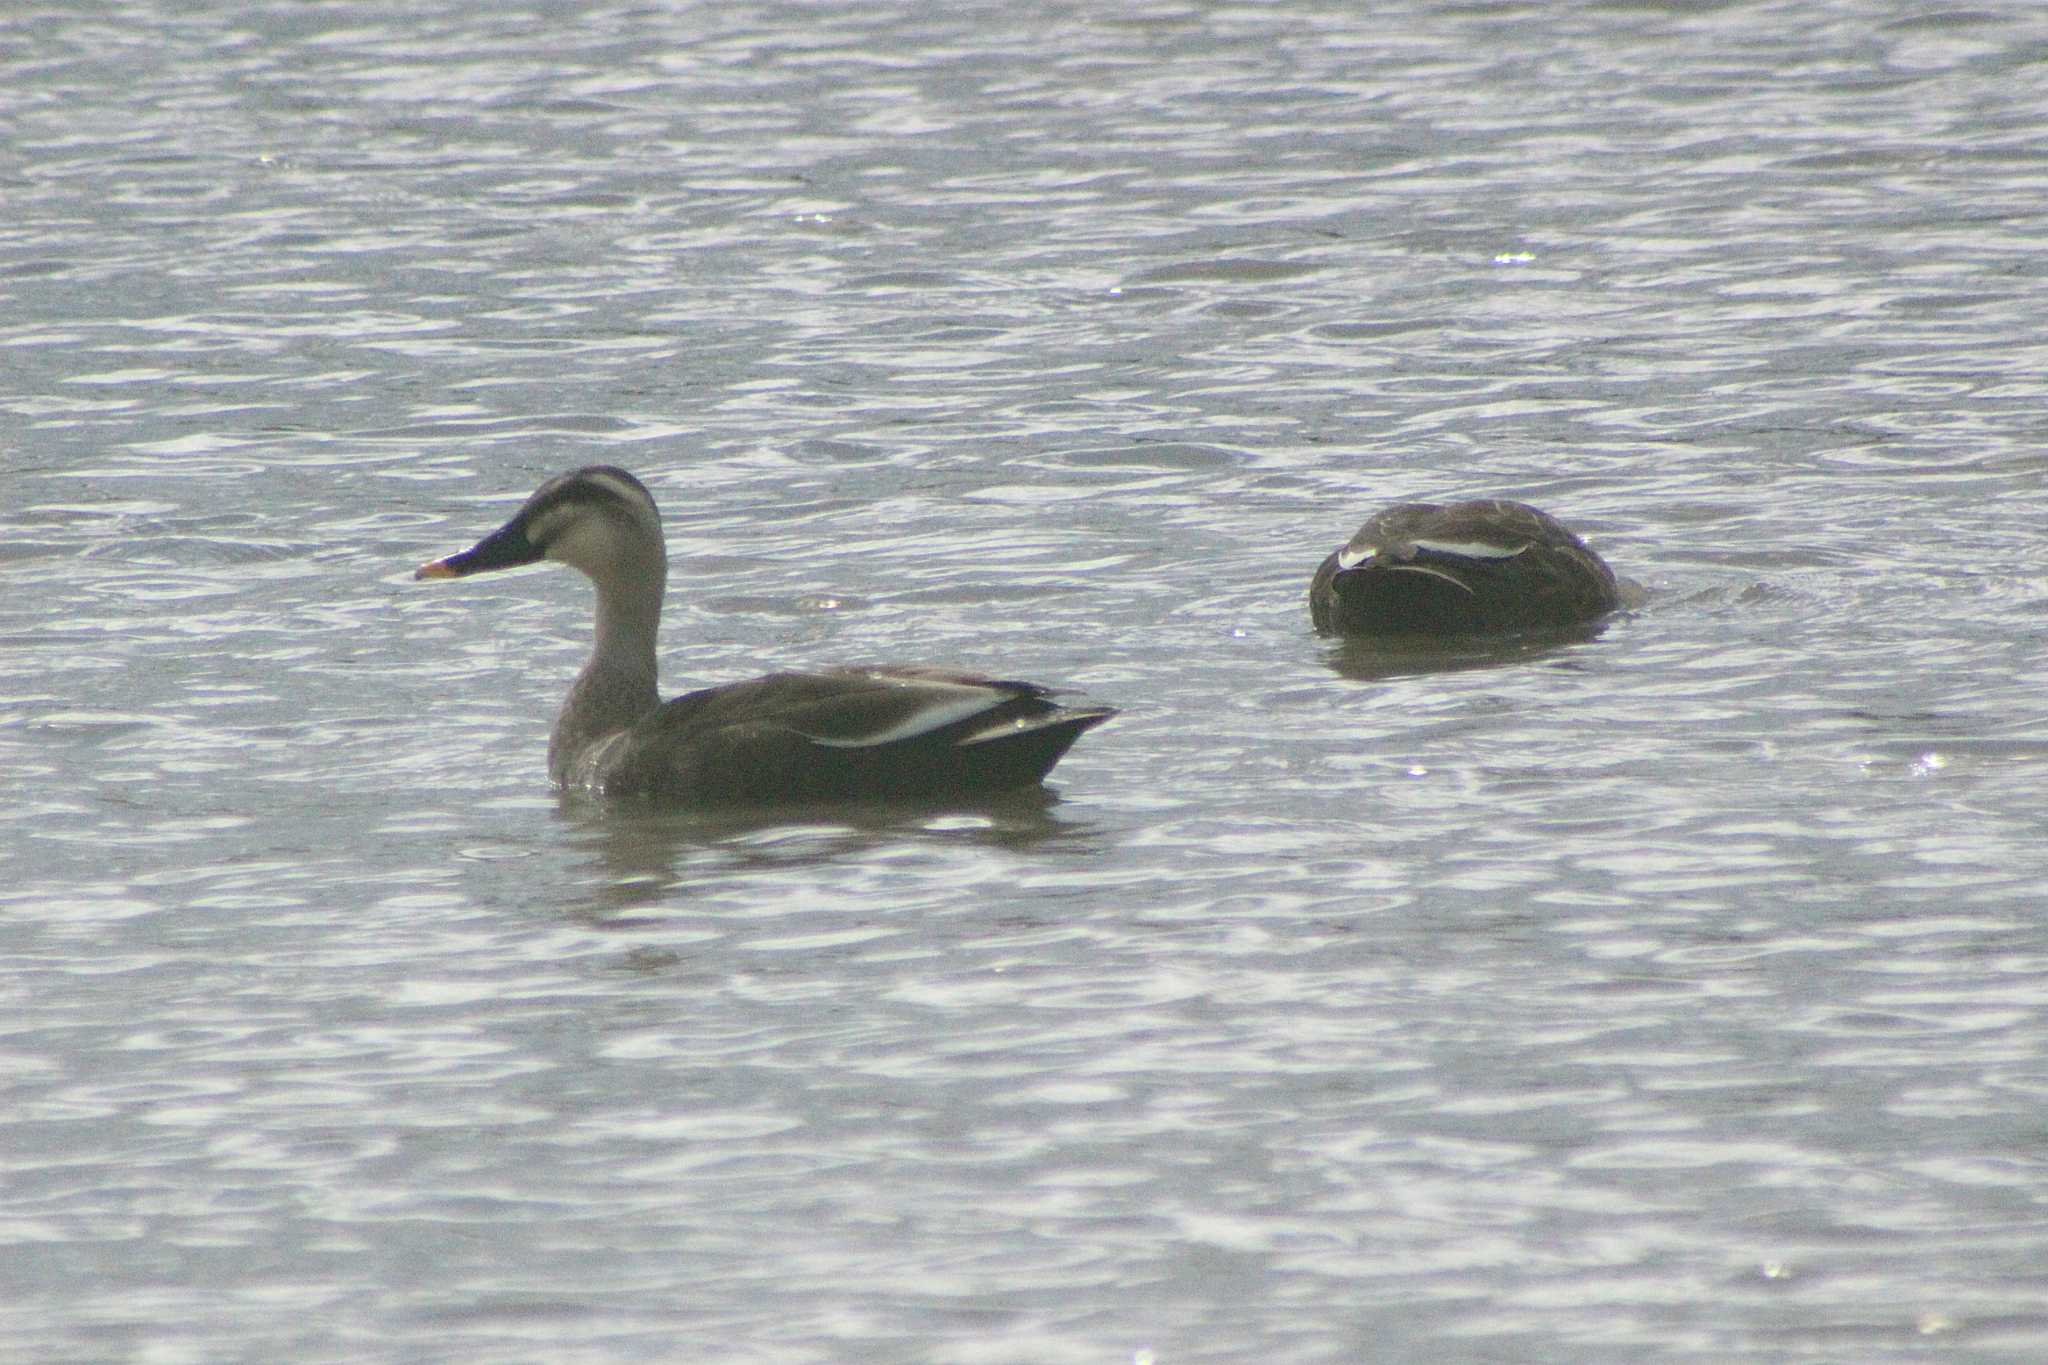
(8, 1, 2048, 1359)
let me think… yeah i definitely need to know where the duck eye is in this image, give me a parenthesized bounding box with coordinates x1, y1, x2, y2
(524, 505, 571, 548)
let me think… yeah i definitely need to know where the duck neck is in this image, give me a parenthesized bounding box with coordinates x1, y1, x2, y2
(549, 564, 665, 785)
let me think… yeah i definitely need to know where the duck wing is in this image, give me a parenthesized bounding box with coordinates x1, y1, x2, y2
(591, 667, 1115, 803)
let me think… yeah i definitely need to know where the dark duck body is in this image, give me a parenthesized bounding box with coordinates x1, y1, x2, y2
(415, 466, 1114, 804)
(1310, 499, 1621, 637)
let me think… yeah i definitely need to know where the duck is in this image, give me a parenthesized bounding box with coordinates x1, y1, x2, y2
(414, 466, 1114, 804)
(1309, 498, 1621, 636)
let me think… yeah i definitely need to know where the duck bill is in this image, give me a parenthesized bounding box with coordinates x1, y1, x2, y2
(413, 519, 542, 580)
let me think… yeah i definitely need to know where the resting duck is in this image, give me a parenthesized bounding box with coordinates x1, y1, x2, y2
(1310, 499, 1621, 636)
(414, 466, 1114, 803)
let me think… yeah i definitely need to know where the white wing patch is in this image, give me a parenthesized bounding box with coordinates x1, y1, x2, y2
(1410, 538, 1527, 560)
(958, 715, 1045, 745)
(799, 692, 1001, 749)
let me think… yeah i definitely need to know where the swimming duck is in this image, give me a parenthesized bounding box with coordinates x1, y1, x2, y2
(415, 466, 1114, 803)
(1309, 499, 1621, 636)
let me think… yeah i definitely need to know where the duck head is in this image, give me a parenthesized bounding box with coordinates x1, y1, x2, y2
(414, 465, 666, 585)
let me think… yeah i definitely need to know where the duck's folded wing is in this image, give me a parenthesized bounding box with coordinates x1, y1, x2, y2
(602, 668, 1108, 802)
(778, 672, 1053, 748)
(654, 669, 1047, 746)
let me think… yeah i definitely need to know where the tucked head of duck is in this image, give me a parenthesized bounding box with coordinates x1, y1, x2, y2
(1310, 498, 1621, 637)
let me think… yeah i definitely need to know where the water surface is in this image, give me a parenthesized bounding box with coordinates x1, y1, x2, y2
(7, 1, 2048, 1360)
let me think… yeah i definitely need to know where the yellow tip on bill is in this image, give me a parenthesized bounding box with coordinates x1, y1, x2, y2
(414, 558, 459, 580)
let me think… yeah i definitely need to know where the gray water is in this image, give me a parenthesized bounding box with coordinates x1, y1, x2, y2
(8, 1, 2048, 1360)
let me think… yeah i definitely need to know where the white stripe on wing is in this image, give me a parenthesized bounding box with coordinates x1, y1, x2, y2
(799, 692, 1001, 748)
(1410, 538, 1527, 560)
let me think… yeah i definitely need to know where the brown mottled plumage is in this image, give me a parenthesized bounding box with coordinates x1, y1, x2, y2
(415, 466, 1113, 804)
(1310, 499, 1620, 636)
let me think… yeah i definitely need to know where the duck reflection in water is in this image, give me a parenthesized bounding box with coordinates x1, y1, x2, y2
(559, 785, 1104, 923)
(1320, 619, 1614, 682)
